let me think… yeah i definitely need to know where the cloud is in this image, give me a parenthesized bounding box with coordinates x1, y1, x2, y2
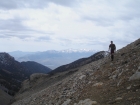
(0, 18, 33, 39)
(0, 32, 30, 39)
(0, 17, 54, 40)
(0, 0, 18, 10)
(0, 0, 78, 10)
(47, 0, 78, 7)
(36, 36, 52, 42)
(77, 0, 140, 27)
(0, 0, 140, 52)
(0, 18, 28, 31)
(0, 17, 28, 38)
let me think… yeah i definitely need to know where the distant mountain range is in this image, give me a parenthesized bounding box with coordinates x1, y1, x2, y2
(9, 49, 97, 69)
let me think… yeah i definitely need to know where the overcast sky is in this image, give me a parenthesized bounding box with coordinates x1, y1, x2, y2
(0, 0, 140, 52)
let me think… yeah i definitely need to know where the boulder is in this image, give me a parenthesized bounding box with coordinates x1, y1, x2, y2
(129, 72, 140, 81)
(62, 99, 71, 105)
(74, 99, 97, 105)
(30, 73, 47, 81)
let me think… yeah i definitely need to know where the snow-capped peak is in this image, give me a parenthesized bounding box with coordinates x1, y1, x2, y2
(60, 49, 96, 53)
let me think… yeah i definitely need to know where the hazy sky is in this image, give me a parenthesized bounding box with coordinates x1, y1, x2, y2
(0, 0, 140, 52)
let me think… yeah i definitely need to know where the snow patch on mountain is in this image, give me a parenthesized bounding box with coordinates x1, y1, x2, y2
(60, 49, 97, 53)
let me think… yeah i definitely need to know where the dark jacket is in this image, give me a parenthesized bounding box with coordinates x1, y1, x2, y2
(109, 44, 116, 50)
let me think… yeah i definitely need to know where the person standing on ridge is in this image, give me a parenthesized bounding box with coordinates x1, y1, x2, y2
(108, 41, 116, 61)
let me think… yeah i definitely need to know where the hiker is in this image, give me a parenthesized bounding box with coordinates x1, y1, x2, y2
(108, 41, 116, 61)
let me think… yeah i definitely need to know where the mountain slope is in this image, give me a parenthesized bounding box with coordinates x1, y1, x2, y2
(11, 38, 140, 105)
(21, 61, 51, 74)
(0, 53, 52, 97)
(0, 53, 30, 95)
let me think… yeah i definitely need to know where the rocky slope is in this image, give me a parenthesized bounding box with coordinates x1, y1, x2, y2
(11, 38, 140, 105)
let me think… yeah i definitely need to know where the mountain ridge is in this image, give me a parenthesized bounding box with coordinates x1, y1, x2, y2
(21, 61, 51, 75)
(49, 51, 108, 74)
